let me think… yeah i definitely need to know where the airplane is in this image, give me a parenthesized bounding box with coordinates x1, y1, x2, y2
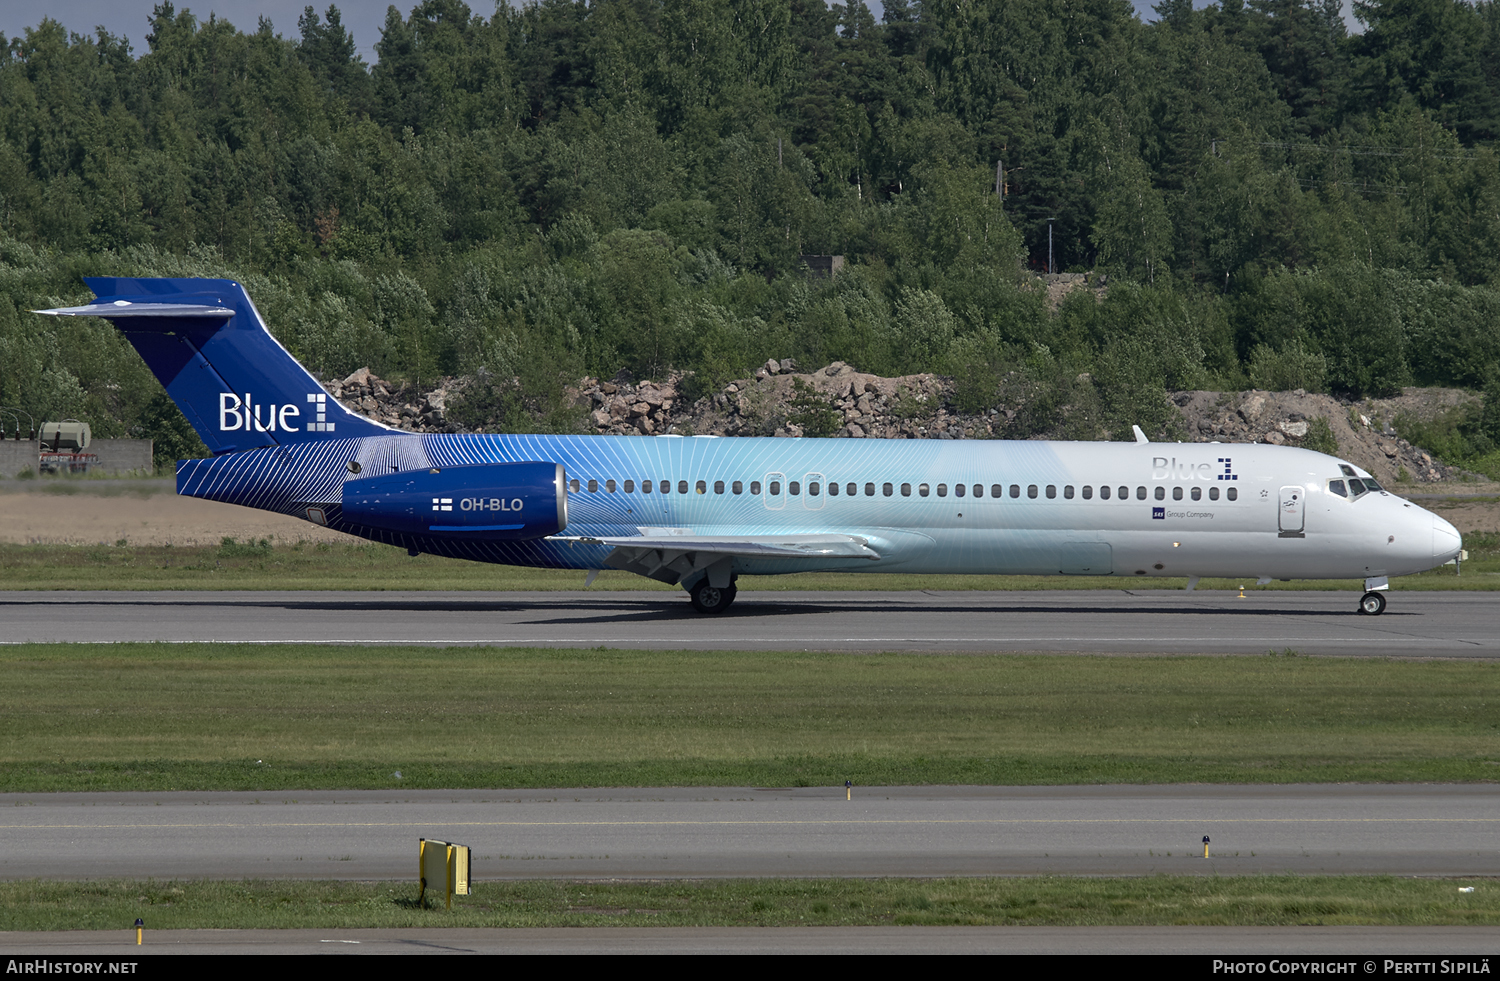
(37, 277, 1463, 616)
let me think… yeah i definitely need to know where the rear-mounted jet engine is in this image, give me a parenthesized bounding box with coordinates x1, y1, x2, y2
(341, 462, 567, 540)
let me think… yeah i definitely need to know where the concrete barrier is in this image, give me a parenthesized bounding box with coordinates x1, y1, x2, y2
(0, 440, 40, 478)
(90, 439, 154, 475)
(0, 438, 154, 478)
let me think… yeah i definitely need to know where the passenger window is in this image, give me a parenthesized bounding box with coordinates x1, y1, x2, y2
(828, 482, 839, 496)
(769, 480, 781, 495)
(1100, 485, 1111, 500)
(569, 479, 580, 493)
(1154, 486, 1165, 501)
(750, 481, 761, 495)
(1046, 485, 1057, 499)
(678, 480, 689, 494)
(991, 484, 1003, 498)
(972, 484, 982, 498)
(1082, 485, 1093, 500)
(1010, 485, 1020, 498)
(866, 483, 876, 496)
(1227, 487, 1238, 501)
(732, 480, 743, 494)
(624, 479, 636, 493)
(1209, 486, 1219, 501)
(1172, 486, 1182, 501)
(606, 479, 616, 493)
(809, 482, 820, 496)
(901, 483, 912, 497)
(955, 484, 966, 498)
(937, 484, 947, 497)
(1190, 487, 1201, 501)
(1063, 485, 1074, 499)
(696, 480, 707, 494)
(919, 483, 930, 497)
(789, 481, 800, 495)
(587, 479, 598, 493)
(848, 483, 858, 496)
(659, 480, 670, 494)
(1136, 486, 1147, 500)
(882, 483, 893, 497)
(1118, 486, 1129, 500)
(714, 480, 724, 494)
(1027, 484, 1038, 499)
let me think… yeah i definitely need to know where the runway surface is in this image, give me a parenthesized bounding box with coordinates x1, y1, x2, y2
(2, 589, 1498, 655)
(2, 785, 1496, 880)
(4, 925, 1499, 955)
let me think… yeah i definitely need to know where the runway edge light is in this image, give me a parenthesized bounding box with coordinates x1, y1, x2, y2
(419, 838, 471, 911)
(134, 918, 142, 945)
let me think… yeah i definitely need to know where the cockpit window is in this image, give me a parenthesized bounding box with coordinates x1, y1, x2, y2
(1339, 464, 1356, 477)
(1328, 479, 1347, 498)
(1348, 478, 1367, 496)
(1364, 478, 1384, 492)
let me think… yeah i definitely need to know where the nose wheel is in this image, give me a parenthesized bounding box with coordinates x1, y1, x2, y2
(689, 580, 737, 614)
(1358, 591, 1387, 615)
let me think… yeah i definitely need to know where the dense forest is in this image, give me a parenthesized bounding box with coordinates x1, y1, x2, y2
(3, 0, 1500, 468)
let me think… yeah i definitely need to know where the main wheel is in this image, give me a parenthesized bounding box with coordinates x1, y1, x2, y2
(689, 580, 737, 614)
(1358, 591, 1387, 616)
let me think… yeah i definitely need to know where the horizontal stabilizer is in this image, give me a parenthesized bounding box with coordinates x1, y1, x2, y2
(34, 301, 234, 320)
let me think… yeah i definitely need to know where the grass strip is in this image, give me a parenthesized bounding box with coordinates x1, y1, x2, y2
(2, 645, 1496, 792)
(2, 877, 1496, 930)
(1, 539, 1497, 590)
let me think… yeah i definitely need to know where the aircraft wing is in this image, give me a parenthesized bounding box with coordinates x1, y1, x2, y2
(550, 533, 882, 585)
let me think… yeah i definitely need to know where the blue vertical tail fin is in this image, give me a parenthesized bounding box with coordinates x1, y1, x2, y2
(35, 277, 390, 454)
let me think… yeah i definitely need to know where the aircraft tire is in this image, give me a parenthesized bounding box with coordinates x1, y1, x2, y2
(1358, 591, 1387, 616)
(689, 581, 737, 614)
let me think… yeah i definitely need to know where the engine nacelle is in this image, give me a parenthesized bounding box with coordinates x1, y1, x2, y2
(341, 462, 567, 541)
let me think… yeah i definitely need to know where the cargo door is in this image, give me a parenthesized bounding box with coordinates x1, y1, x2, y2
(1059, 542, 1112, 575)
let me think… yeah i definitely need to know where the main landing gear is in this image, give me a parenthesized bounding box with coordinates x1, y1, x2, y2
(1358, 591, 1387, 616)
(688, 579, 738, 614)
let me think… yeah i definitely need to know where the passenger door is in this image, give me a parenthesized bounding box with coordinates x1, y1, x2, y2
(1278, 485, 1305, 539)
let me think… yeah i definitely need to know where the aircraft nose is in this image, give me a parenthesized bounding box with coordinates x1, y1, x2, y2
(1433, 514, 1462, 562)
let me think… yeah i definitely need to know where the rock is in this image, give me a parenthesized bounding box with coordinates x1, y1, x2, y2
(779, 358, 796, 373)
(765, 359, 780, 375)
(1264, 430, 1286, 445)
(342, 367, 373, 389)
(591, 409, 610, 428)
(1279, 420, 1308, 438)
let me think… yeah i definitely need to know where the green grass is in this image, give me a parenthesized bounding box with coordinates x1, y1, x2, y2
(2, 645, 1496, 792)
(3, 876, 1496, 930)
(1, 538, 1497, 590)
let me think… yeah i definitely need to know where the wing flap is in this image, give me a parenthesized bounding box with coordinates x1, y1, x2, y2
(550, 533, 881, 585)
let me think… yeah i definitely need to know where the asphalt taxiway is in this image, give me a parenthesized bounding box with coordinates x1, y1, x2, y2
(2, 785, 1496, 880)
(1, 589, 1497, 655)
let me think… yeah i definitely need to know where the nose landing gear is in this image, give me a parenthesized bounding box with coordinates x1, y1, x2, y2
(1358, 591, 1387, 615)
